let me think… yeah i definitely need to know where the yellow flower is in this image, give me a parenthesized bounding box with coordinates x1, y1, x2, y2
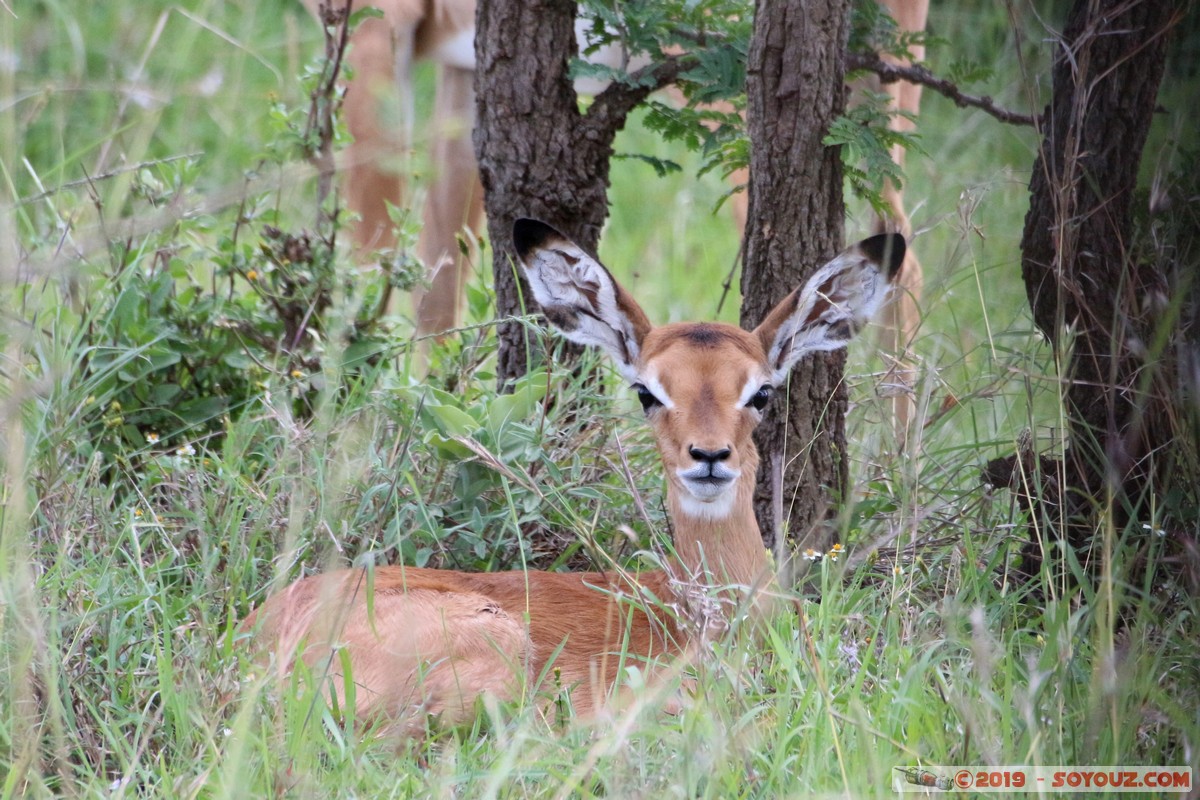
(246, 269, 258, 281)
(134, 508, 143, 518)
(290, 369, 304, 379)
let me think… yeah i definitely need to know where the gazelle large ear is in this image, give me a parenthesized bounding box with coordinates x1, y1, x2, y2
(753, 234, 905, 384)
(513, 218, 653, 380)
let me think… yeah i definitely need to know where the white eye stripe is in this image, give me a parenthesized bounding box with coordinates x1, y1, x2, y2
(635, 373, 675, 410)
(638, 375, 768, 411)
(737, 376, 772, 408)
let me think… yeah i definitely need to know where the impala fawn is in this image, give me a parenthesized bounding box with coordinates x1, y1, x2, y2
(243, 220, 905, 735)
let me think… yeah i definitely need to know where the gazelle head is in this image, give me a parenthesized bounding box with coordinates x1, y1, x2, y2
(513, 219, 904, 524)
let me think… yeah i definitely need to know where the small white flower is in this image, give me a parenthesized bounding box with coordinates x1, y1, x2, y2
(176, 444, 196, 457)
(195, 67, 224, 98)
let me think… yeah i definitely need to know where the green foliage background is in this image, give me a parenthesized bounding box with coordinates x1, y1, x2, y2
(1, 0, 1197, 796)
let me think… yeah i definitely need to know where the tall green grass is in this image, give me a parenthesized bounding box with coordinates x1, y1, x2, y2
(2, 0, 1197, 796)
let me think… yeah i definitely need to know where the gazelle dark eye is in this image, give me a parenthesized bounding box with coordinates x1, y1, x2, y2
(747, 385, 773, 411)
(631, 383, 661, 413)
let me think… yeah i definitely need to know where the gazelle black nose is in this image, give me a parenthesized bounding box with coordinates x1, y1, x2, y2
(688, 446, 731, 465)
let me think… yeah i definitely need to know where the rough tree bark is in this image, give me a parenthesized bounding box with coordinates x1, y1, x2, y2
(741, 0, 853, 556)
(474, 0, 693, 387)
(1005, 0, 1181, 573)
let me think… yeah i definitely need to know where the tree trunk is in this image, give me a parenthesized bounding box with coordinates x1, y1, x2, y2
(741, 0, 852, 557)
(1015, 0, 1179, 565)
(473, 0, 693, 387)
(473, 0, 597, 387)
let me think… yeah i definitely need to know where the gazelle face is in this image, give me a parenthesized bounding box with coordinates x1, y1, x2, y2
(634, 324, 773, 518)
(513, 218, 904, 521)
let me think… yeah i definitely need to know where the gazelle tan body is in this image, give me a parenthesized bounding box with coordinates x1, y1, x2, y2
(243, 220, 905, 734)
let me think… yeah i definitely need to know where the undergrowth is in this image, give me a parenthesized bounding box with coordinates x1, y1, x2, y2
(1, 0, 1197, 797)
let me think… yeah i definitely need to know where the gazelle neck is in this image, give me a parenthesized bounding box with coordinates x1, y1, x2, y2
(664, 470, 779, 621)
(514, 219, 906, 632)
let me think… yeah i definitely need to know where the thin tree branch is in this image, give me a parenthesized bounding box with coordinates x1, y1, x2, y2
(847, 51, 1041, 128)
(12, 153, 203, 208)
(584, 53, 699, 137)
(306, 0, 354, 227)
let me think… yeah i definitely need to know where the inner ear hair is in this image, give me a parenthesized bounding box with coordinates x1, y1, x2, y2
(857, 233, 906, 279)
(512, 218, 654, 375)
(512, 218, 571, 262)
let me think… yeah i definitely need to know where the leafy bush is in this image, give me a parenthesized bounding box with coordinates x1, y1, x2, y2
(43, 11, 407, 469)
(63, 199, 394, 467)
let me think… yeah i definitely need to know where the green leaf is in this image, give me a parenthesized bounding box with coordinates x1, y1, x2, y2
(946, 58, 994, 86)
(176, 396, 228, 427)
(428, 404, 480, 438)
(398, 385, 460, 410)
(612, 152, 683, 178)
(149, 383, 182, 406)
(341, 339, 384, 368)
(425, 432, 473, 459)
(487, 372, 549, 435)
(348, 6, 384, 25)
(221, 351, 255, 370)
